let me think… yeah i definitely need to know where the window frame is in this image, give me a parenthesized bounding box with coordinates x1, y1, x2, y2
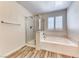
(47, 16, 64, 32)
(55, 16, 64, 31)
(48, 16, 54, 31)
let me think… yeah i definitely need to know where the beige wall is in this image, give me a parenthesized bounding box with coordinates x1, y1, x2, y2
(0, 1, 32, 56)
(67, 2, 79, 45)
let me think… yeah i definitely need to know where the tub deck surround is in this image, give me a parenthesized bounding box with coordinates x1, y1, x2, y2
(34, 31, 79, 57)
(40, 42, 79, 58)
(41, 36, 77, 47)
(40, 36, 79, 57)
(38, 31, 77, 47)
(6, 45, 75, 58)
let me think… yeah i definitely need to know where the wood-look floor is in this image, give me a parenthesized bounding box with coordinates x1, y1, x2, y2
(6, 45, 74, 58)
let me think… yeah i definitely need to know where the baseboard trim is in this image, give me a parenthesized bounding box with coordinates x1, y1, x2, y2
(25, 43, 35, 48)
(4, 44, 26, 57)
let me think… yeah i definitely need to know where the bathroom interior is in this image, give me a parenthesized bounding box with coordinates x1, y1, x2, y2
(25, 9, 78, 56)
(0, 1, 79, 57)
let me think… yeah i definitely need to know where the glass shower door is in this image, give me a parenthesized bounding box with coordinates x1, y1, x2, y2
(25, 17, 35, 46)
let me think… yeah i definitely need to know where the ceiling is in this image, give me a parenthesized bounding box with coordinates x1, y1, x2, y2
(17, 1, 72, 15)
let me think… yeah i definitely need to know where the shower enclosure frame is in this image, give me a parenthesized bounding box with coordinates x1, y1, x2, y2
(25, 16, 36, 47)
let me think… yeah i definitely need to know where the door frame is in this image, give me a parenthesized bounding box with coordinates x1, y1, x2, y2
(25, 17, 28, 43)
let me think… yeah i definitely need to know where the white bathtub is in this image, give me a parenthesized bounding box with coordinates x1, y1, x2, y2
(35, 31, 79, 57)
(41, 36, 78, 47)
(40, 36, 79, 57)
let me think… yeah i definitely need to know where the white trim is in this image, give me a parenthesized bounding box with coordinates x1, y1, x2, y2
(25, 43, 35, 48)
(4, 44, 26, 57)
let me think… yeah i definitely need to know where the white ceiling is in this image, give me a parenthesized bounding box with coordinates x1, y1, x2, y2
(17, 1, 72, 14)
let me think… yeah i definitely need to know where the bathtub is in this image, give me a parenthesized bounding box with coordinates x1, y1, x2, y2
(35, 31, 79, 57)
(40, 36, 77, 47)
(40, 35, 79, 57)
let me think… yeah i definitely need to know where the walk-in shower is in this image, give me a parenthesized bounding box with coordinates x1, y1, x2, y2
(25, 16, 35, 46)
(25, 15, 41, 47)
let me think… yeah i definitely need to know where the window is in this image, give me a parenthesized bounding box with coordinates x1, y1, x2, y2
(48, 16, 63, 31)
(48, 17, 54, 30)
(55, 16, 63, 30)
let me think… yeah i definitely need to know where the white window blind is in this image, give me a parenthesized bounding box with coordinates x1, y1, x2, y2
(55, 16, 63, 30)
(48, 17, 54, 30)
(48, 16, 63, 31)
